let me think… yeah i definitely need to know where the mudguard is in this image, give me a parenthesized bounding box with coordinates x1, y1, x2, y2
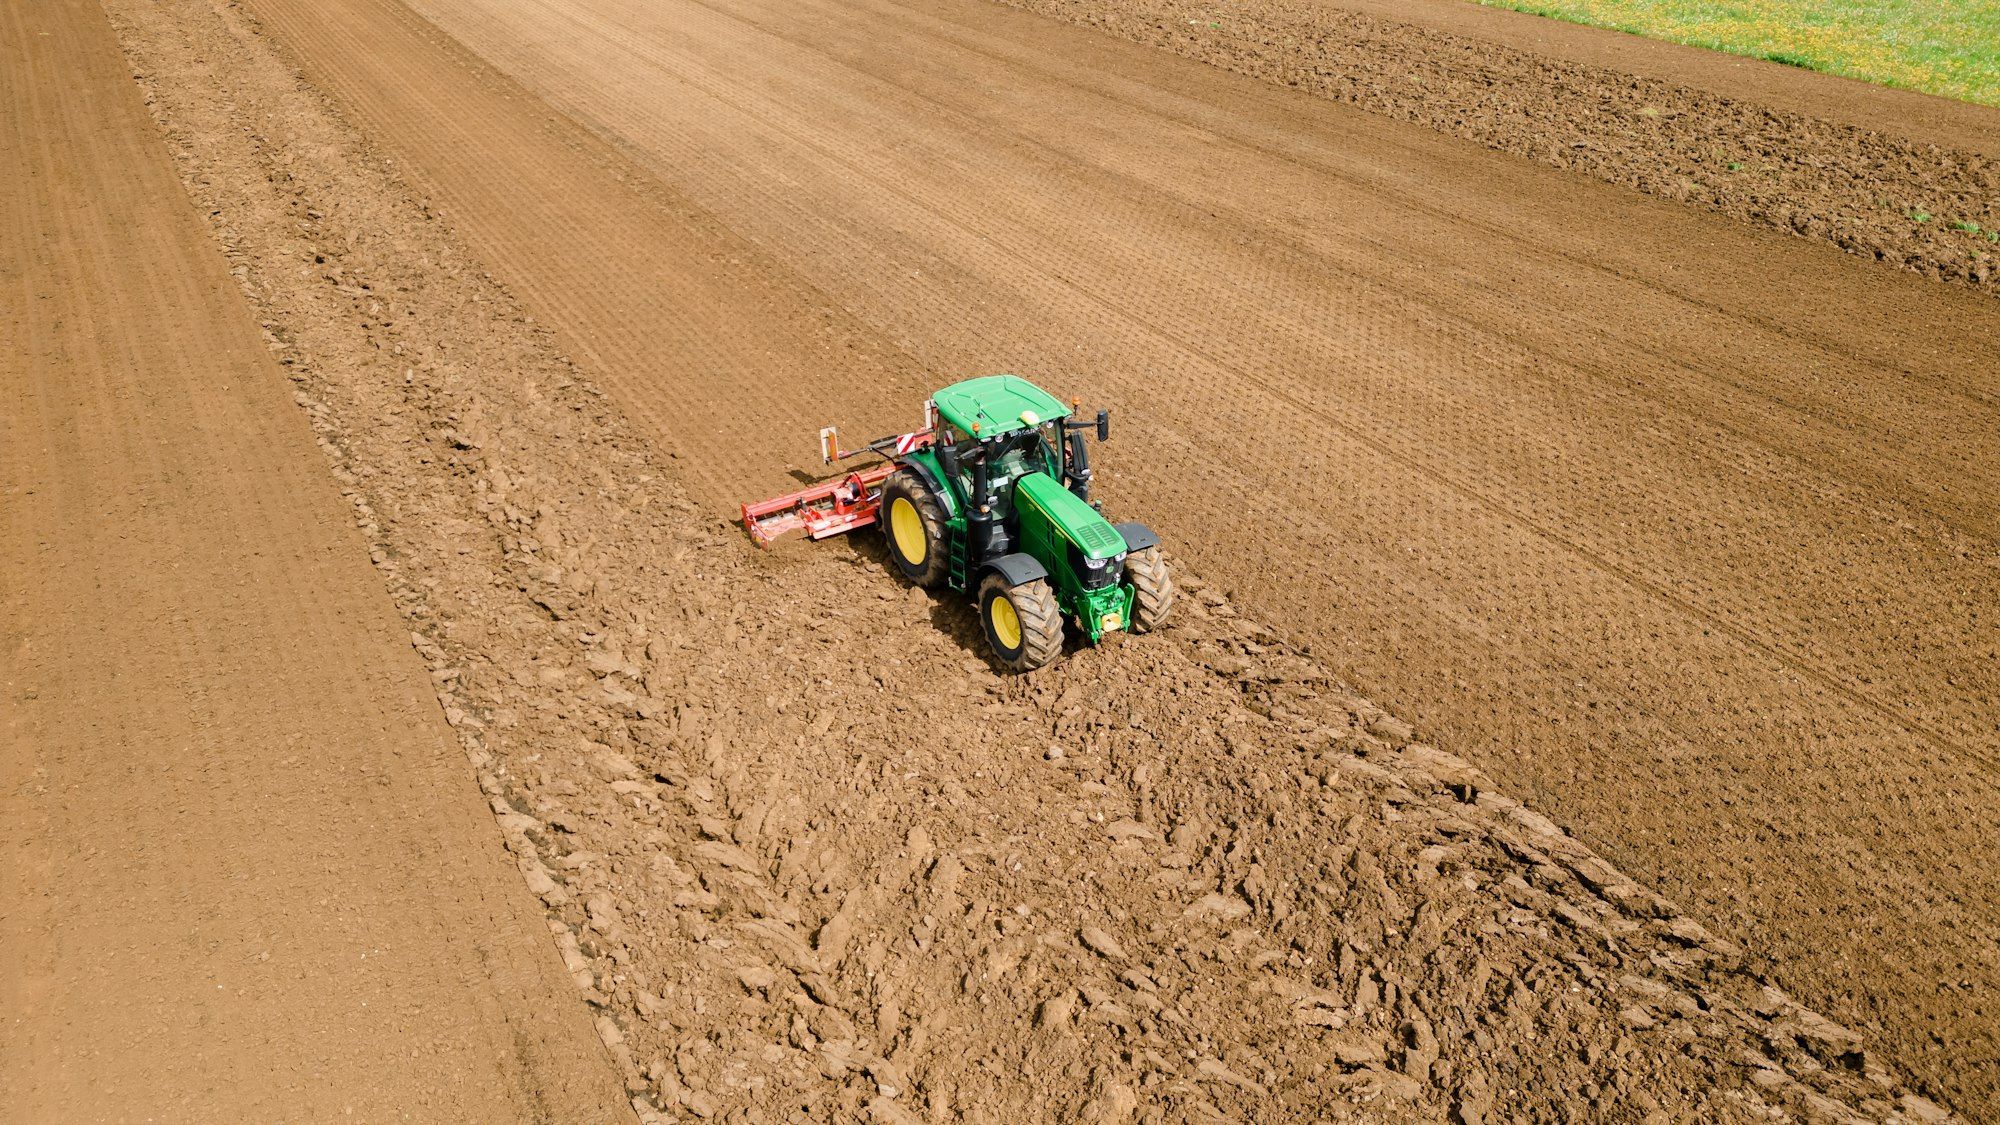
(979, 551, 1050, 589)
(1113, 521, 1160, 554)
(897, 452, 958, 518)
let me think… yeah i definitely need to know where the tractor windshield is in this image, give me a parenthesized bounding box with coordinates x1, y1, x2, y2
(984, 424, 1060, 484)
(1035, 421, 1063, 469)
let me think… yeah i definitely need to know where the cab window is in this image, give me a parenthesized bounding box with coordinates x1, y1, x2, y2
(1036, 421, 1063, 475)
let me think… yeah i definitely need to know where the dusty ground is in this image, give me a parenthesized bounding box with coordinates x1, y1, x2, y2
(9, 0, 1995, 1118)
(166, 0, 2000, 1113)
(73, 0, 1968, 1120)
(0, 0, 629, 1118)
(1005, 0, 2000, 295)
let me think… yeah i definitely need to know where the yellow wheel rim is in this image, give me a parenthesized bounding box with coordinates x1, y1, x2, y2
(988, 591, 1022, 650)
(889, 496, 927, 565)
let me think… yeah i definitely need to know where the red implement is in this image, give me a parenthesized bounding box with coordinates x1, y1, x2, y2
(741, 463, 896, 547)
(742, 423, 935, 547)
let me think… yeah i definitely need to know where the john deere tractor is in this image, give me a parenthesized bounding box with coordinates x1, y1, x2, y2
(742, 375, 1173, 671)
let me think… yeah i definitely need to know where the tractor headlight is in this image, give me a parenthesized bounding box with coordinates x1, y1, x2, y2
(1077, 551, 1122, 590)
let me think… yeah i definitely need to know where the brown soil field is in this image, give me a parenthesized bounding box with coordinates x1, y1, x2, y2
(1006, 0, 2000, 296)
(201, 0, 1998, 1111)
(1321, 0, 2000, 158)
(9, 0, 1995, 1118)
(0, 0, 629, 1118)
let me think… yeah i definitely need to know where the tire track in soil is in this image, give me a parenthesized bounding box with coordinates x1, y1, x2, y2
(390, 0, 2000, 760)
(411, 0, 2000, 741)
(696, 0, 2000, 416)
(250, 0, 2000, 1107)
(0, 0, 631, 1117)
(101, 0, 1967, 1119)
(589, 0, 1997, 776)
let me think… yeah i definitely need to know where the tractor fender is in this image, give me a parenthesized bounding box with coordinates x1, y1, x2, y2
(1113, 521, 1161, 554)
(978, 552, 1049, 590)
(898, 456, 958, 519)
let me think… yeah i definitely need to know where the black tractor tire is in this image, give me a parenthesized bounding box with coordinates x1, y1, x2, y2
(1127, 546, 1174, 633)
(880, 470, 949, 589)
(978, 575, 1064, 672)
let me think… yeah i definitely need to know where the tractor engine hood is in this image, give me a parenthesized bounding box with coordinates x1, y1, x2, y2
(1013, 472, 1126, 560)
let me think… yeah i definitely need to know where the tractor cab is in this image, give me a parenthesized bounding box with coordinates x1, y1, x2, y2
(742, 374, 1173, 671)
(931, 377, 1064, 482)
(925, 377, 1072, 558)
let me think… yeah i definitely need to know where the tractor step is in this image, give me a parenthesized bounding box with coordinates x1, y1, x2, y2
(741, 463, 898, 548)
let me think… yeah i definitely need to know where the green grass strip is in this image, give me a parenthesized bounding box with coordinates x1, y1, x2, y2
(1474, 0, 2000, 107)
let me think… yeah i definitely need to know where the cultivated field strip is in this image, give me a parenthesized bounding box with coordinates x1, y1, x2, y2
(235, 0, 2000, 1106)
(0, 0, 631, 1116)
(753, 0, 2000, 412)
(400, 0, 2000, 767)
(237, 0, 937, 489)
(1002, 0, 2000, 300)
(1321, 0, 2000, 158)
(485, 0, 2000, 744)
(98, 0, 1972, 1117)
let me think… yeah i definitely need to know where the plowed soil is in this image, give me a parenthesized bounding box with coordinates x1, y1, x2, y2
(12, 0, 1997, 1118)
(185, 0, 1999, 1111)
(1005, 0, 2000, 295)
(0, 0, 629, 1118)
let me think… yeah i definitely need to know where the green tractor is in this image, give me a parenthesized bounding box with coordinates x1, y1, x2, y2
(742, 375, 1173, 670)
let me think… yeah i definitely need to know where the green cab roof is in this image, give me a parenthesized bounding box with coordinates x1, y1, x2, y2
(1015, 472, 1127, 560)
(931, 374, 1068, 438)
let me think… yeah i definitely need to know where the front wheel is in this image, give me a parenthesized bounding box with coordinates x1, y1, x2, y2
(1127, 547, 1173, 633)
(979, 575, 1063, 672)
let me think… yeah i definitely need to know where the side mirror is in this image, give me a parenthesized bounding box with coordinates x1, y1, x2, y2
(1096, 410, 1110, 442)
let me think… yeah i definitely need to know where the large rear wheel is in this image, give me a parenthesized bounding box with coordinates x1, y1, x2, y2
(880, 470, 949, 589)
(979, 575, 1063, 672)
(1127, 546, 1174, 633)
